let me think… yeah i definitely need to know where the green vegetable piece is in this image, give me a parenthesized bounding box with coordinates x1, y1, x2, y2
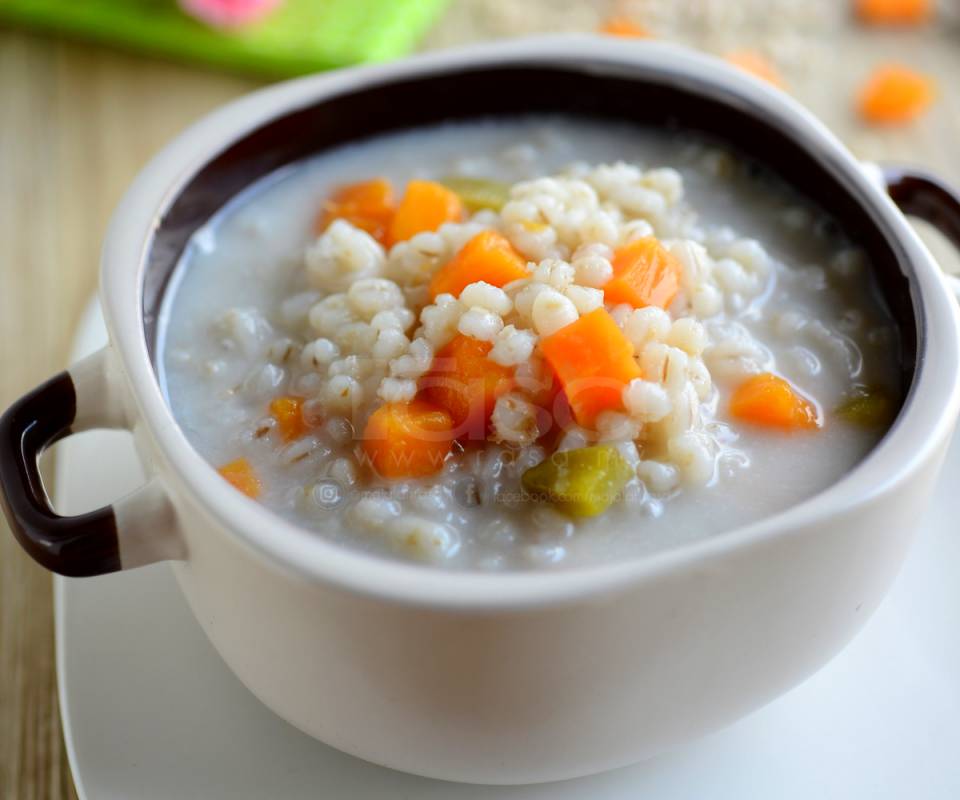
(835, 385, 894, 427)
(521, 445, 634, 518)
(441, 176, 510, 213)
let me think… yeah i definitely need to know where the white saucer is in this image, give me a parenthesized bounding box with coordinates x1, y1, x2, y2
(55, 299, 960, 799)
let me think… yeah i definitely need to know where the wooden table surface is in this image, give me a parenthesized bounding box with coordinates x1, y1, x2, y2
(1, 3, 958, 797)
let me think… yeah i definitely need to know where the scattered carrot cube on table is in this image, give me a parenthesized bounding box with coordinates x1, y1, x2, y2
(730, 373, 820, 431)
(854, 0, 932, 25)
(362, 400, 454, 479)
(859, 64, 935, 124)
(539, 308, 642, 428)
(599, 16, 651, 38)
(217, 458, 261, 498)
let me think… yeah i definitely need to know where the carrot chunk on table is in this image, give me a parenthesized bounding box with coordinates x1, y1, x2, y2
(420, 334, 514, 439)
(729, 373, 820, 431)
(859, 64, 935, 124)
(269, 396, 309, 442)
(388, 180, 464, 244)
(606, 237, 682, 310)
(539, 308, 642, 429)
(855, 0, 931, 25)
(217, 458, 261, 498)
(725, 50, 785, 88)
(362, 400, 454, 479)
(599, 16, 651, 38)
(428, 230, 529, 300)
(315, 178, 395, 244)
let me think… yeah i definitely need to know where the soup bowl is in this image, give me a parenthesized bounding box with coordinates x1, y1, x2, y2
(3, 36, 960, 784)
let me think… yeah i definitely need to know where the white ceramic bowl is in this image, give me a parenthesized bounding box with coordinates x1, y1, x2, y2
(4, 37, 960, 784)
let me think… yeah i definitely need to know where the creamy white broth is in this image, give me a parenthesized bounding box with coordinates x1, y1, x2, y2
(159, 116, 899, 569)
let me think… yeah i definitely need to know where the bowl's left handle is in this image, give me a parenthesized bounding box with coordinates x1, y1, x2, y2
(0, 347, 184, 577)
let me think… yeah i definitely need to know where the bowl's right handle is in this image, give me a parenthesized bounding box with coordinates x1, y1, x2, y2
(882, 165, 960, 297)
(0, 347, 184, 577)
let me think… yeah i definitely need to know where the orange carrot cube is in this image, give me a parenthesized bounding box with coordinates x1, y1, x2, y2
(855, 0, 931, 25)
(428, 230, 529, 300)
(316, 178, 395, 244)
(606, 237, 682, 310)
(362, 400, 454, 479)
(217, 458, 261, 499)
(420, 334, 514, 439)
(388, 180, 464, 245)
(599, 16, 651, 38)
(730, 373, 820, 431)
(539, 308, 642, 429)
(859, 64, 935, 124)
(269, 396, 309, 442)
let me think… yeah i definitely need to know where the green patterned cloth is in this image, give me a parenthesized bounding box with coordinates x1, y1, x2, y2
(0, 0, 450, 76)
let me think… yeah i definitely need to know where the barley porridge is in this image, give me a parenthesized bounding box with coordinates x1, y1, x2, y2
(159, 116, 900, 570)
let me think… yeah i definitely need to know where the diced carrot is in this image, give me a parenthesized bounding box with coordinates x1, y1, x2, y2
(420, 334, 514, 439)
(729, 373, 820, 431)
(388, 180, 464, 245)
(315, 178, 395, 244)
(362, 400, 454, 479)
(599, 16, 651, 37)
(725, 50, 785, 88)
(217, 458, 261, 498)
(606, 237, 682, 310)
(539, 308, 642, 429)
(269, 396, 309, 442)
(859, 64, 935, 124)
(428, 230, 529, 300)
(855, 0, 931, 25)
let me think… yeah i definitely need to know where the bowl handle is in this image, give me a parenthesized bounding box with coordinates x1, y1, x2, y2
(881, 165, 960, 300)
(882, 166, 960, 252)
(0, 348, 183, 577)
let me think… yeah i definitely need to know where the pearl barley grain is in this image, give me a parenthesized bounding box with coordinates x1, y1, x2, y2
(489, 325, 537, 367)
(460, 282, 513, 315)
(531, 288, 578, 337)
(624, 379, 672, 423)
(457, 307, 504, 342)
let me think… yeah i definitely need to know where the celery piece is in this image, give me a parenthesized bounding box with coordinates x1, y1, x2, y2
(441, 177, 510, 213)
(521, 445, 633, 518)
(835, 385, 893, 427)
